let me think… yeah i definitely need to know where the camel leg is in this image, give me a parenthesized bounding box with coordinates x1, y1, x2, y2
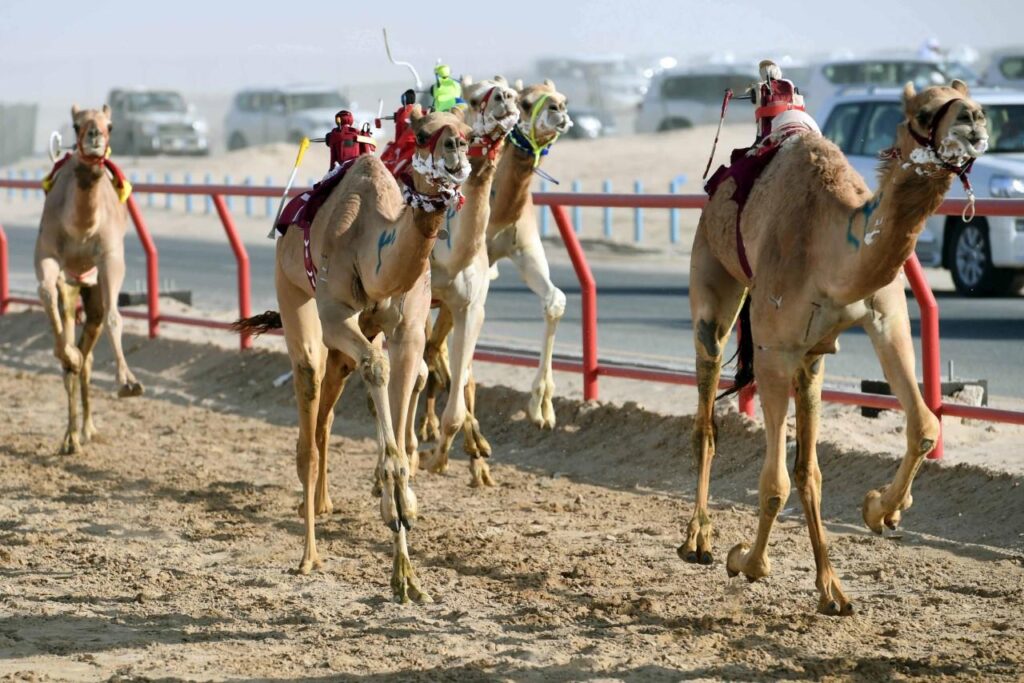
(57, 280, 82, 455)
(405, 359, 428, 474)
(98, 254, 142, 397)
(388, 308, 427, 485)
(860, 282, 941, 533)
(419, 305, 453, 443)
(311, 349, 352, 517)
(319, 301, 428, 604)
(78, 285, 106, 444)
(793, 354, 853, 616)
(508, 242, 565, 429)
(725, 348, 795, 583)
(277, 276, 326, 574)
(461, 369, 491, 459)
(36, 254, 82, 372)
(679, 226, 745, 564)
(423, 299, 493, 487)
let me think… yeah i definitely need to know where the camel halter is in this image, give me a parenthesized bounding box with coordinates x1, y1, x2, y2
(75, 122, 111, 166)
(903, 97, 978, 222)
(508, 94, 560, 168)
(404, 124, 467, 214)
(468, 87, 508, 161)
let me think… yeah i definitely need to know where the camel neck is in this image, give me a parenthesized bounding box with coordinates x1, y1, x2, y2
(489, 147, 535, 229)
(444, 156, 497, 270)
(67, 157, 106, 234)
(374, 203, 444, 292)
(840, 158, 953, 301)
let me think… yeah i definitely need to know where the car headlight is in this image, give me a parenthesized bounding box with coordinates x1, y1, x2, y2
(990, 175, 1024, 198)
(192, 120, 209, 133)
(140, 121, 159, 135)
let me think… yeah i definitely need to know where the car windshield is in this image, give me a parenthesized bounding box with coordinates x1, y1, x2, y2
(998, 56, 1024, 81)
(823, 61, 948, 89)
(127, 92, 186, 113)
(285, 92, 347, 111)
(985, 104, 1024, 153)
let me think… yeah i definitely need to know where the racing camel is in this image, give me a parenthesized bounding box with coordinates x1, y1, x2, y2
(416, 76, 520, 487)
(681, 78, 987, 615)
(34, 104, 143, 455)
(235, 107, 472, 603)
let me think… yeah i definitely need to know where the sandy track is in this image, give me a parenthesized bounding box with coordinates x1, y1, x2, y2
(1, 312, 1022, 681)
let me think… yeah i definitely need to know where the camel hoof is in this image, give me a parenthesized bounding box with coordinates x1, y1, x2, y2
(297, 557, 322, 575)
(315, 497, 334, 517)
(59, 434, 82, 456)
(469, 458, 496, 488)
(862, 489, 888, 534)
(118, 382, 144, 398)
(677, 545, 713, 566)
(725, 543, 767, 582)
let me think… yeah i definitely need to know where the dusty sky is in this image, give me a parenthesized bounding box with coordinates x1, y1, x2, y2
(2, 0, 1022, 103)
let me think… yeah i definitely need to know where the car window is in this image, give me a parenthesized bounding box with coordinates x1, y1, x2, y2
(822, 103, 864, 153)
(999, 57, 1024, 81)
(984, 104, 1024, 153)
(823, 61, 947, 88)
(858, 103, 904, 156)
(660, 74, 755, 101)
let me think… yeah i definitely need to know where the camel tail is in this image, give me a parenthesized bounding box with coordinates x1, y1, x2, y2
(231, 310, 283, 336)
(717, 296, 755, 401)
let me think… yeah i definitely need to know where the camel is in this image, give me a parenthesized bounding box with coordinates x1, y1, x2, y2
(414, 76, 520, 487)
(235, 107, 472, 603)
(680, 78, 988, 615)
(418, 80, 573, 462)
(34, 104, 143, 455)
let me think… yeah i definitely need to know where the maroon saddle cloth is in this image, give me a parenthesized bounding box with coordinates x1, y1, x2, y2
(275, 157, 359, 235)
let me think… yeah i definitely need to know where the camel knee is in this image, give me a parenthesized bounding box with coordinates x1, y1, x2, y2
(359, 349, 389, 387)
(544, 287, 566, 320)
(690, 418, 716, 463)
(414, 360, 428, 394)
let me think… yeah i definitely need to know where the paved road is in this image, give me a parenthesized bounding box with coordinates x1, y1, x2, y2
(4, 224, 1024, 397)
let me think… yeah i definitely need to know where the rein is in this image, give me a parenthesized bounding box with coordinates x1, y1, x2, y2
(508, 94, 559, 168)
(468, 87, 506, 160)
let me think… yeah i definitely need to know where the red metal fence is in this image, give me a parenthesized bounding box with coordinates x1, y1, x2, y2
(3, 178, 1024, 461)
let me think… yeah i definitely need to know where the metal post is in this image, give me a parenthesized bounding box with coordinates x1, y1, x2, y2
(34, 170, 43, 199)
(548, 204, 598, 400)
(6, 170, 13, 200)
(602, 179, 612, 239)
(20, 170, 28, 200)
(244, 176, 253, 217)
(224, 175, 233, 211)
(212, 195, 252, 350)
(184, 173, 193, 213)
(204, 173, 213, 214)
(904, 253, 944, 459)
(146, 173, 155, 208)
(0, 223, 8, 314)
(572, 179, 582, 234)
(669, 179, 681, 244)
(633, 180, 643, 243)
(125, 197, 160, 338)
(164, 173, 172, 210)
(265, 176, 274, 216)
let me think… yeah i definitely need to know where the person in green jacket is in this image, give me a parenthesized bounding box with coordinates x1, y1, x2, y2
(430, 63, 464, 112)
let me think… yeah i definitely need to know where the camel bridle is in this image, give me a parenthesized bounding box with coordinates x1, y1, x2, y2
(75, 120, 111, 166)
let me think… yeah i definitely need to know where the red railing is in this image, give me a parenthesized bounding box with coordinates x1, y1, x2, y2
(3, 179, 1024, 460)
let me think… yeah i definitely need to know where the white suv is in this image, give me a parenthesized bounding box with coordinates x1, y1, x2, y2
(224, 85, 373, 150)
(636, 66, 758, 132)
(804, 57, 950, 117)
(819, 87, 1024, 296)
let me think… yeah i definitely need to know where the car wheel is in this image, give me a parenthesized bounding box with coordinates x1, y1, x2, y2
(949, 219, 1017, 296)
(227, 132, 247, 151)
(658, 118, 692, 132)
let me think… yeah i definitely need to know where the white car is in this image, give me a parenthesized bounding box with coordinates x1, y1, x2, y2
(819, 87, 1024, 296)
(982, 50, 1024, 90)
(804, 57, 950, 117)
(224, 85, 374, 150)
(636, 65, 758, 132)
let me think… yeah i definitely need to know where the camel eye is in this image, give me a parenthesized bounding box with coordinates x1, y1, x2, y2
(73, 124, 80, 134)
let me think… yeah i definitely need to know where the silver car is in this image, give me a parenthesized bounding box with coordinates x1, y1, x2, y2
(819, 87, 1024, 296)
(108, 88, 209, 156)
(635, 65, 758, 133)
(224, 85, 372, 150)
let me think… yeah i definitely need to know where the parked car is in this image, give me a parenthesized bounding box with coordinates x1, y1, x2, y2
(982, 50, 1024, 90)
(224, 85, 373, 151)
(107, 88, 209, 156)
(635, 65, 758, 133)
(803, 57, 951, 116)
(535, 55, 650, 114)
(564, 107, 614, 139)
(819, 87, 1024, 296)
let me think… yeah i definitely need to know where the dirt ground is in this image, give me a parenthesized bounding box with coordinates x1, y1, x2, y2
(1, 311, 1022, 682)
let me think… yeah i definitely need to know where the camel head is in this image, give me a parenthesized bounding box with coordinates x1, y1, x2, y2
(516, 80, 573, 146)
(462, 76, 520, 141)
(900, 80, 988, 169)
(70, 104, 113, 160)
(409, 105, 472, 190)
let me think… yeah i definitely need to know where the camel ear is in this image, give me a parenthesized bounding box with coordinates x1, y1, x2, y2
(102, 104, 111, 117)
(902, 82, 917, 110)
(951, 79, 969, 96)
(449, 106, 466, 123)
(494, 75, 507, 85)
(409, 104, 424, 125)
(514, 79, 524, 91)
(71, 104, 80, 118)
(543, 78, 556, 90)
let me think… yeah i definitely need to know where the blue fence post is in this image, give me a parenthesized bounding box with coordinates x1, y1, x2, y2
(571, 179, 582, 234)
(184, 173, 193, 214)
(34, 170, 43, 199)
(145, 173, 154, 208)
(265, 175, 274, 216)
(6, 169, 14, 200)
(539, 179, 549, 237)
(204, 172, 212, 214)
(669, 179, 680, 244)
(602, 179, 612, 239)
(20, 170, 28, 200)
(634, 179, 644, 243)
(225, 174, 233, 211)
(244, 176, 253, 217)
(164, 173, 172, 210)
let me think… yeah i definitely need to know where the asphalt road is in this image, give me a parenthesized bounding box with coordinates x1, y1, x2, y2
(4, 224, 1024, 398)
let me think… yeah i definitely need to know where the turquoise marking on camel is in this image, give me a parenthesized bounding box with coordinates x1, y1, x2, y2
(377, 229, 397, 274)
(846, 192, 883, 249)
(445, 208, 455, 249)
